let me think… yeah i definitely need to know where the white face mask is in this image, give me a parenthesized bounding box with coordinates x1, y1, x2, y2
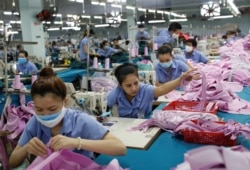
(185, 46, 193, 53)
(35, 107, 66, 128)
(172, 33, 179, 39)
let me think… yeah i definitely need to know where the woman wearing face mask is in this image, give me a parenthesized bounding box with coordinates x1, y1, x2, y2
(16, 50, 38, 75)
(107, 62, 193, 118)
(135, 25, 151, 55)
(184, 39, 209, 64)
(97, 40, 120, 58)
(154, 22, 182, 47)
(9, 67, 126, 168)
(155, 46, 191, 87)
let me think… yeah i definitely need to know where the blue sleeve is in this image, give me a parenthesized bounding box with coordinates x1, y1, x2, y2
(199, 52, 208, 64)
(18, 117, 37, 146)
(107, 88, 118, 107)
(179, 60, 188, 72)
(28, 63, 38, 74)
(174, 55, 187, 63)
(154, 64, 160, 82)
(77, 113, 108, 140)
(82, 38, 88, 45)
(145, 32, 150, 39)
(142, 84, 155, 102)
(97, 48, 104, 56)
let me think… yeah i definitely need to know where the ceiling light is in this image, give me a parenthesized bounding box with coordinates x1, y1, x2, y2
(138, 8, 146, 12)
(13, 12, 19, 15)
(94, 16, 102, 19)
(3, 11, 12, 15)
(62, 27, 80, 31)
(126, 6, 135, 10)
(148, 20, 165, 24)
(53, 14, 62, 17)
(91, 2, 99, 5)
(137, 21, 145, 24)
(99, 3, 106, 6)
(120, 19, 127, 22)
(94, 24, 109, 28)
(54, 21, 63, 24)
(47, 28, 60, 31)
(148, 9, 155, 13)
(157, 10, 164, 14)
(82, 15, 90, 18)
(0, 21, 3, 24)
(169, 18, 188, 22)
(111, 4, 122, 8)
(212, 15, 234, 19)
(69, 0, 83, 2)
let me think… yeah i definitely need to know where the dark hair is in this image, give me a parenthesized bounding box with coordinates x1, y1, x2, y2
(113, 38, 118, 42)
(226, 30, 236, 36)
(19, 50, 28, 57)
(138, 24, 144, 28)
(114, 63, 138, 84)
(52, 41, 57, 46)
(31, 67, 66, 100)
(186, 39, 197, 47)
(162, 43, 173, 50)
(222, 35, 227, 40)
(157, 46, 172, 58)
(84, 29, 95, 37)
(168, 22, 182, 32)
(16, 44, 23, 50)
(100, 40, 108, 48)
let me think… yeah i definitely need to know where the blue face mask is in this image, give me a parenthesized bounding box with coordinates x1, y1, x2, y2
(160, 60, 173, 68)
(18, 58, 27, 64)
(37, 112, 60, 121)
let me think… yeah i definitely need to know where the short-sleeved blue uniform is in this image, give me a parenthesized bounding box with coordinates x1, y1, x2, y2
(97, 47, 117, 57)
(107, 84, 155, 118)
(153, 30, 173, 47)
(80, 37, 89, 60)
(16, 61, 38, 74)
(18, 108, 108, 158)
(184, 50, 208, 64)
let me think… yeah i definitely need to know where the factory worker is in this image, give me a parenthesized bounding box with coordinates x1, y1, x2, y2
(9, 67, 126, 168)
(97, 40, 120, 58)
(155, 46, 190, 87)
(16, 50, 38, 75)
(107, 63, 193, 118)
(154, 22, 182, 47)
(136, 24, 151, 55)
(184, 39, 208, 64)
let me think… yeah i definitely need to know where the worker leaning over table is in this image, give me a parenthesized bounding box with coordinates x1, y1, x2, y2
(107, 62, 194, 118)
(16, 50, 38, 75)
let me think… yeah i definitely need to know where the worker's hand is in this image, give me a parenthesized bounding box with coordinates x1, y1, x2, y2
(25, 137, 47, 157)
(50, 135, 77, 151)
(180, 68, 197, 81)
(192, 73, 201, 80)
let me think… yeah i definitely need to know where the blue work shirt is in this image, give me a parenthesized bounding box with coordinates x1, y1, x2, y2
(18, 108, 108, 158)
(174, 54, 187, 63)
(154, 29, 173, 46)
(136, 31, 150, 40)
(80, 37, 89, 60)
(107, 83, 155, 118)
(97, 47, 117, 57)
(184, 50, 208, 64)
(155, 59, 188, 83)
(16, 61, 38, 75)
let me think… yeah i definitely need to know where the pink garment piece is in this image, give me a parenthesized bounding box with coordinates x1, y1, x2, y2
(164, 90, 183, 101)
(91, 77, 117, 93)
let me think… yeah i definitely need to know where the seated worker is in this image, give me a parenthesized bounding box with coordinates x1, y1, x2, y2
(112, 39, 128, 52)
(9, 67, 126, 168)
(97, 40, 120, 58)
(16, 50, 38, 75)
(136, 25, 150, 55)
(184, 39, 209, 64)
(155, 46, 190, 87)
(107, 63, 193, 118)
(224, 30, 237, 45)
(162, 42, 193, 69)
(154, 22, 182, 47)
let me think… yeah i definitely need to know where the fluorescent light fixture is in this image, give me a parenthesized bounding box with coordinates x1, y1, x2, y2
(138, 8, 146, 12)
(0, 21, 3, 24)
(67, 14, 73, 17)
(62, 27, 80, 31)
(66, 21, 75, 25)
(164, 11, 170, 15)
(121, 18, 127, 21)
(13, 12, 19, 15)
(94, 16, 102, 19)
(99, 2, 106, 6)
(157, 10, 164, 14)
(16, 21, 21, 24)
(91, 2, 99, 5)
(148, 20, 165, 24)
(111, 4, 122, 8)
(69, 0, 82, 2)
(126, 6, 135, 10)
(213, 15, 234, 19)
(82, 15, 90, 18)
(47, 28, 60, 31)
(53, 14, 62, 17)
(94, 24, 109, 28)
(0, 29, 3, 31)
(10, 21, 16, 24)
(169, 18, 188, 22)
(3, 11, 12, 15)
(148, 9, 155, 13)
(137, 21, 145, 24)
(54, 21, 63, 24)
(8, 31, 18, 34)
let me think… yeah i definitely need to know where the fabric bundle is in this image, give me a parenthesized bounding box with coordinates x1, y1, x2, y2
(91, 76, 117, 93)
(173, 145, 250, 170)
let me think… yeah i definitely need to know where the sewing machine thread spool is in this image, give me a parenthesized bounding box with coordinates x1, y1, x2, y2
(153, 43, 158, 50)
(105, 58, 110, 69)
(14, 74, 21, 90)
(135, 47, 139, 56)
(32, 74, 37, 85)
(130, 48, 135, 57)
(93, 57, 98, 68)
(144, 47, 148, 56)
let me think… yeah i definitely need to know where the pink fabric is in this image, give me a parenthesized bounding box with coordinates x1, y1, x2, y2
(27, 148, 128, 170)
(91, 77, 117, 93)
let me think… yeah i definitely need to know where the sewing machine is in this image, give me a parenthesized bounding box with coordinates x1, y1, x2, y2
(139, 70, 156, 85)
(65, 83, 107, 116)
